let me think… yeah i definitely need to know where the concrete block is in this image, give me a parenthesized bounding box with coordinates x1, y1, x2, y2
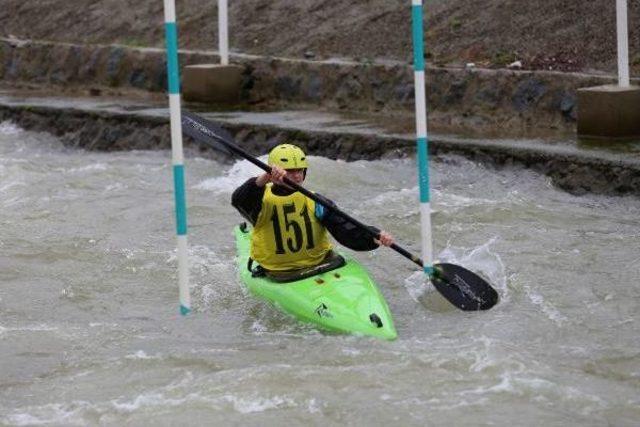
(182, 64, 244, 103)
(577, 84, 640, 139)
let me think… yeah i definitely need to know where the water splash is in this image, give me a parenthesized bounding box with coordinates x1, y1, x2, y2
(403, 237, 507, 304)
(167, 245, 241, 311)
(194, 157, 266, 194)
(439, 237, 508, 300)
(0, 121, 22, 135)
(403, 271, 430, 302)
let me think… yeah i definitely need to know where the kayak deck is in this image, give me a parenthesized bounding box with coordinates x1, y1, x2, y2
(234, 225, 397, 340)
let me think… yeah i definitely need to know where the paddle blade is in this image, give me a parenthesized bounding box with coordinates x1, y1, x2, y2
(430, 263, 498, 311)
(181, 110, 234, 156)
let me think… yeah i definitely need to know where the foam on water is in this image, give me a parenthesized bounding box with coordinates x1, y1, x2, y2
(341, 348, 362, 356)
(306, 398, 322, 414)
(0, 181, 27, 193)
(249, 314, 318, 338)
(0, 324, 59, 336)
(466, 336, 525, 374)
(433, 188, 500, 210)
(369, 187, 417, 206)
(125, 350, 160, 360)
(3, 402, 90, 426)
(56, 163, 109, 174)
(458, 370, 606, 413)
(523, 284, 568, 325)
(111, 390, 303, 415)
(167, 244, 240, 311)
(3, 128, 640, 426)
(0, 120, 22, 135)
(221, 393, 296, 413)
(104, 182, 127, 193)
(88, 322, 119, 328)
(194, 157, 267, 194)
(111, 392, 195, 412)
(366, 187, 420, 219)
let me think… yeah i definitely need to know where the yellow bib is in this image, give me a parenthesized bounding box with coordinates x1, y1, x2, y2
(251, 184, 333, 271)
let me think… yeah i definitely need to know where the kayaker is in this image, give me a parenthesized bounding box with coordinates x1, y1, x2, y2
(232, 143, 395, 278)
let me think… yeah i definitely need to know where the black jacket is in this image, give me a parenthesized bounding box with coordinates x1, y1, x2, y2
(231, 178, 380, 251)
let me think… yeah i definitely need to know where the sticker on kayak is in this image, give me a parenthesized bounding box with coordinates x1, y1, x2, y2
(315, 303, 333, 318)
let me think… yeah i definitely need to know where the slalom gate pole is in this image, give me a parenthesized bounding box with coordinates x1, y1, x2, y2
(410, 0, 434, 275)
(616, 0, 630, 87)
(163, 0, 191, 315)
(218, 0, 229, 65)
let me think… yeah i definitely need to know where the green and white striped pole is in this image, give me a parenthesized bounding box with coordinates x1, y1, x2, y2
(411, 0, 434, 275)
(163, 0, 191, 315)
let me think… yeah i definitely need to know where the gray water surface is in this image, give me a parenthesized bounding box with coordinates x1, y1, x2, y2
(1, 122, 639, 426)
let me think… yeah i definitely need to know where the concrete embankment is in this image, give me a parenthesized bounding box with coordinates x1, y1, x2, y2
(2, 92, 640, 198)
(3, 37, 638, 137)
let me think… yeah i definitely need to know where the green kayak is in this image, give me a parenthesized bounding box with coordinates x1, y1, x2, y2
(234, 224, 397, 340)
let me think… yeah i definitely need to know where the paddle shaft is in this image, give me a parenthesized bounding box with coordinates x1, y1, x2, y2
(200, 129, 425, 269)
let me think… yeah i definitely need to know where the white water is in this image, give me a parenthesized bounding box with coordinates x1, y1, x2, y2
(1, 122, 639, 426)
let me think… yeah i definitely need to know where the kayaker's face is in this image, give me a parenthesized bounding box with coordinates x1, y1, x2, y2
(286, 168, 305, 185)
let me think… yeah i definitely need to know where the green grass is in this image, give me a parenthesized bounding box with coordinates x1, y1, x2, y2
(492, 51, 517, 66)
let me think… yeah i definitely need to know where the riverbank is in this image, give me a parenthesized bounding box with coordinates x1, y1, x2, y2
(3, 0, 639, 73)
(4, 37, 640, 139)
(2, 88, 640, 198)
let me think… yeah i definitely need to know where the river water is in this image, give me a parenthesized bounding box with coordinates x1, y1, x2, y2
(1, 121, 639, 426)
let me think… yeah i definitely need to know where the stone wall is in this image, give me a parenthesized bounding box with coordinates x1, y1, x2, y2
(1, 38, 628, 136)
(2, 102, 640, 198)
(0, 103, 410, 160)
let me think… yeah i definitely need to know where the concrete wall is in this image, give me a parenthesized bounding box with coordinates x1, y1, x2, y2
(2, 102, 640, 198)
(3, 38, 637, 136)
(577, 85, 640, 139)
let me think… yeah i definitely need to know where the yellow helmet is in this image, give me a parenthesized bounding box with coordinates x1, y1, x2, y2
(267, 144, 308, 170)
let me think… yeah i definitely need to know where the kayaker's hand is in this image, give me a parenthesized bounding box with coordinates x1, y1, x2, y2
(256, 166, 287, 187)
(269, 166, 287, 185)
(374, 231, 395, 247)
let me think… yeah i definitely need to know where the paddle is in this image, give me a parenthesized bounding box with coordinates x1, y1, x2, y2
(180, 110, 498, 311)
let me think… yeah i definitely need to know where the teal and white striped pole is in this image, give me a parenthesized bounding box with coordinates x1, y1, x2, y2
(411, 0, 434, 275)
(163, 0, 191, 315)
